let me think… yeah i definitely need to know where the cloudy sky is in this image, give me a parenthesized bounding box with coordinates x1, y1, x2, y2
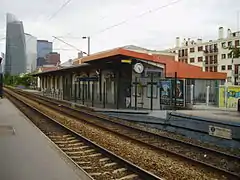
(0, 0, 240, 62)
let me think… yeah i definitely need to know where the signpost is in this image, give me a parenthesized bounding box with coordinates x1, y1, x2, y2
(209, 125, 232, 139)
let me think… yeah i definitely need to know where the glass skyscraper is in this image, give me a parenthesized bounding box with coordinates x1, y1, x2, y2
(5, 13, 27, 75)
(37, 40, 52, 67)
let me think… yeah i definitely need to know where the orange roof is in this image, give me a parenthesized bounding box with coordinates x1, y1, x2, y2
(152, 55, 227, 80)
(76, 47, 227, 80)
(81, 47, 155, 63)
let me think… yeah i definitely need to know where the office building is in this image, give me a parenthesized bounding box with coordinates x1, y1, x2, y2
(37, 40, 52, 66)
(167, 27, 240, 85)
(25, 33, 37, 73)
(45, 52, 60, 66)
(5, 13, 27, 75)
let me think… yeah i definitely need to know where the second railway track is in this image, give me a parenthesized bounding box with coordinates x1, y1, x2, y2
(5, 87, 240, 179)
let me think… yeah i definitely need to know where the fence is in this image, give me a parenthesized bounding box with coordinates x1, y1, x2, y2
(185, 84, 219, 105)
(130, 74, 185, 110)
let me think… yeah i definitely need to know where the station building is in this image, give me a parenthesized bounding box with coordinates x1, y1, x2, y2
(34, 46, 227, 110)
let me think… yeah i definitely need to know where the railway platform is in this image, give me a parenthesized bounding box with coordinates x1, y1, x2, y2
(0, 98, 89, 180)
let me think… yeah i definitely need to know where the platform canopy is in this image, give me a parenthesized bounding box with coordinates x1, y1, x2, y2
(34, 45, 227, 80)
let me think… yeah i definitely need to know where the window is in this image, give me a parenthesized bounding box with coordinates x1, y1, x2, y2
(205, 45, 208, 51)
(228, 53, 232, 58)
(214, 55, 218, 60)
(235, 40, 239, 47)
(214, 44, 218, 52)
(222, 42, 226, 48)
(214, 58, 217, 64)
(178, 50, 181, 57)
(198, 57, 203, 62)
(185, 59, 188, 63)
(205, 67, 209, 72)
(221, 65, 226, 70)
(198, 46, 203, 51)
(228, 41, 232, 47)
(209, 44, 213, 50)
(210, 56, 213, 64)
(234, 64, 239, 74)
(184, 49, 188, 56)
(190, 47, 195, 53)
(228, 65, 232, 70)
(147, 83, 157, 98)
(227, 77, 232, 82)
(205, 56, 209, 64)
(214, 66, 217, 72)
(210, 67, 213, 72)
(221, 54, 226, 59)
(132, 83, 141, 97)
(190, 58, 195, 63)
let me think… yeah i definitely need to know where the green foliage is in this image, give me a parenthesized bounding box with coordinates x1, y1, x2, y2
(3, 73, 37, 88)
(229, 46, 240, 58)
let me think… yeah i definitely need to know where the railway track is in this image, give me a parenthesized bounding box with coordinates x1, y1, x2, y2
(5, 89, 163, 180)
(5, 87, 240, 179)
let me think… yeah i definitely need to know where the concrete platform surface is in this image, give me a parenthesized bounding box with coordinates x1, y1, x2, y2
(0, 98, 89, 180)
(172, 109, 240, 125)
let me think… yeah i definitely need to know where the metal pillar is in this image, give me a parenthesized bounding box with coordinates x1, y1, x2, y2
(174, 72, 177, 110)
(134, 77, 138, 110)
(190, 84, 194, 105)
(206, 86, 210, 106)
(92, 83, 94, 107)
(150, 73, 154, 111)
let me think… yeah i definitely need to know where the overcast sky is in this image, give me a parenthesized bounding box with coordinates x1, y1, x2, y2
(0, 0, 240, 62)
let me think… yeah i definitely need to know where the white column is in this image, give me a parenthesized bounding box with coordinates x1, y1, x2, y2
(55, 76, 57, 89)
(59, 76, 63, 90)
(206, 86, 210, 106)
(224, 85, 228, 108)
(190, 84, 194, 105)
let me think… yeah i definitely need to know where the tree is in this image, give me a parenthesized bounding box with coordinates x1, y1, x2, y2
(229, 46, 240, 58)
(3, 73, 36, 88)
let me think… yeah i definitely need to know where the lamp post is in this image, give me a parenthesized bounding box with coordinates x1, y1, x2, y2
(82, 36, 90, 56)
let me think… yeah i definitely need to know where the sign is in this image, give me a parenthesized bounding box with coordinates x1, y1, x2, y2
(77, 77, 99, 82)
(208, 125, 232, 139)
(219, 86, 240, 108)
(121, 59, 132, 64)
(160, 80, 184, 106)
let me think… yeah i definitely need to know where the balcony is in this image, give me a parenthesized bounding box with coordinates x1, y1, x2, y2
(204, 48, 218, 55)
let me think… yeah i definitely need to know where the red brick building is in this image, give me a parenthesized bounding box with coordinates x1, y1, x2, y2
(46, 52, 60, 66)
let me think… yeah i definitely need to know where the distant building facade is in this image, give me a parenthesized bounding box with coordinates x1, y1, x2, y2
(5, 13, 27, 75)
(45, 52, 60, 66)
(0, 52, 5, 74)
(25, 33, 37, 73)
(37, 40, 52, 67)
(166, 27, 240, 85)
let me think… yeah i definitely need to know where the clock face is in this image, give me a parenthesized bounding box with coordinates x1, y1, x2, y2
(134, 63, 144, 74)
